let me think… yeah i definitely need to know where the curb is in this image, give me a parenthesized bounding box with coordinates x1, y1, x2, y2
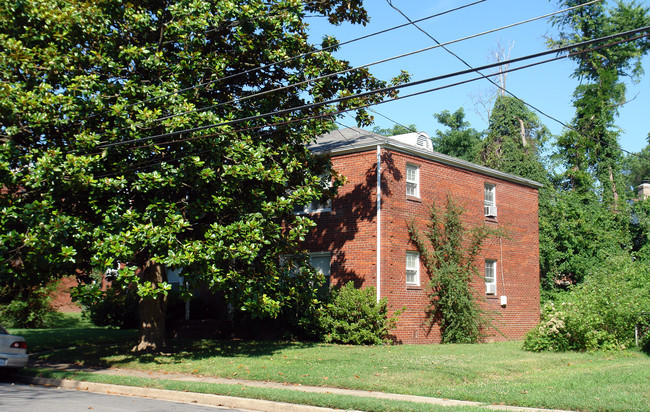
(17, 370, 574, 412)
(16, 375, 347, 412)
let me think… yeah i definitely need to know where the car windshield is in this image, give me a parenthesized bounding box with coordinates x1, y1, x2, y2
(0, 325, 8, 334)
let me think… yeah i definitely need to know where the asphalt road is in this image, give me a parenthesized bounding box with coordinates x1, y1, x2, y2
(0, 381, 245, 412)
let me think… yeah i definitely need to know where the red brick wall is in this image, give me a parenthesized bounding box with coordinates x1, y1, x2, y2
(303, 147, 540, 344)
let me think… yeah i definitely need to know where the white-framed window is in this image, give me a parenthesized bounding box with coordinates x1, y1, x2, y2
(294, 174, 332, 214)
(281, 252, 331, 288)
(406, 251, 420, 286)
(485, 259, 497, 295)
(309, 252, 331, 278)
(406, 163, 419, 197)
(310, 252, 331, 290)
(484, 183, 497, 217)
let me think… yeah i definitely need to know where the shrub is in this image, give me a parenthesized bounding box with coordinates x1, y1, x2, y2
(72, 275, 140, 329)
(523, 302, 576, 352)
(642, 332, 650, 355)
(0, 283, 59, 328)
(318, 282, 402, 345)
(524, 254, 650, 352)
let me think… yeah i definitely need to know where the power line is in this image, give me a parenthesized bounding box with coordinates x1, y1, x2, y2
(384, 0, 595, 137)
(102, 30, 649, 178)
(94, 27, 650, 151)
(384, 0, 650, 161)
(116, 0, 488, 115)
(119, 1, 595, 134)
(101, 41, 649, 178)
(88, 35, 650, 175)
(368, 109, 418, 133)
(96, 52, 590, 174)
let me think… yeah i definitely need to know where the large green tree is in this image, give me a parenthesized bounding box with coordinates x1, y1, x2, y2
(0, 0, 398, 350)
(539, 0, 650, 291)
(478, 95, 549, 183)
(550, 0, 650, 205)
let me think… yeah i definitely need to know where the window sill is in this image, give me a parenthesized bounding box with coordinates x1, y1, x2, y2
(484, 216, 498, 223)
(295, 209, 332, 215)
(406, 196, 422, 203)
(406, 285, 422, 291)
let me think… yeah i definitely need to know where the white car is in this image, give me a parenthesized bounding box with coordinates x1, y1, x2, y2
(0, 325, 28, 369)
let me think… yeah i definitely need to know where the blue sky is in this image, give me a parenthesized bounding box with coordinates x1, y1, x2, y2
(306, 0, 650, 155)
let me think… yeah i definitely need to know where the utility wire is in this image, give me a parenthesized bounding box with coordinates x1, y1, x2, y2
(102, 39, 648, 178)
(121, 1, 594, 133)
(384, 0, 595, 137)
(91, 34, 650, 175)
(95, 27, 650, 151)
(384, 0, 648, 160)
(118, 0, 487, 114)
(102, 28, 649, 179)
(368, 109, 418, 133)
(101, 44, 617, 176)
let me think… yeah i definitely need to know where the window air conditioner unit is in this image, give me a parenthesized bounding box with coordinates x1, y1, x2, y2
(484, 205, 497, 217)
(486, 283, 496, 295)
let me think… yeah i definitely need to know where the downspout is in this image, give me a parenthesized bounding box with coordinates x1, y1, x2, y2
(376, 144, 382, 303)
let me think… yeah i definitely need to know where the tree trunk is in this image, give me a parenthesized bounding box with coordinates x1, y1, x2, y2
(609, 164, 619, 210)
(133, 261, 167, 353)
(516, 117, 527, 147)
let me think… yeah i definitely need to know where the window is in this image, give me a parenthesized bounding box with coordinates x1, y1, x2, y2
(406, 251, 420, 286)
(295, 197, 332, 214)
(166, 267, 184, 290)
(310, 252, 331, 290)
(281, 252, 331, 288)
(484, 183, 497, 217)
(485, 259, 497, 295)
(406, 163, 419, 197)
(294, 174, 332, 214)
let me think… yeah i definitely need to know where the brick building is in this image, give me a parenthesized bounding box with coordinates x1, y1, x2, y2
(302, 128, 542, 343)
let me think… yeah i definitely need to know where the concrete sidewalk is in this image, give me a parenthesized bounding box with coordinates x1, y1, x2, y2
(20, 362, 572, 412)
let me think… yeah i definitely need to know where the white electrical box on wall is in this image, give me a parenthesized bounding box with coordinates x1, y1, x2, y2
(500, 296, 507, 306)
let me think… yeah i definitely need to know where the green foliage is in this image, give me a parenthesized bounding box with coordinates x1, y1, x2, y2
(72, 277, 139, 329)
(318, 283, 402, 345)
(479, 95, 549, 183)
(431, 108, 483, 162)
(0, 1, 398, 344)
(642, 328, 650, 355)
(524, 253, 650, 351)
(539, 189, 631, 291)
(539, 0, 650, 292)
(372, 124, 417, 136)
(408, 196, 501, 343)
(0, 283, 58, 328)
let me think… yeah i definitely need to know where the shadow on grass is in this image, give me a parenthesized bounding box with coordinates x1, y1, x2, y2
(20, 328, 139, 354)
(24, 326, 324, 370)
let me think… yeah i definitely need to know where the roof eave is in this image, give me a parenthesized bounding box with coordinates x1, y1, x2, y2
(313, 140, 544, 189)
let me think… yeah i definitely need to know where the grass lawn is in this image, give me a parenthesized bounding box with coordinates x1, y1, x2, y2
(11, 315, 650, 412)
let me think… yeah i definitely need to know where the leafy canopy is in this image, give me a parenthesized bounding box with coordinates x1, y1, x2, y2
(0, 0, 400, 331)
